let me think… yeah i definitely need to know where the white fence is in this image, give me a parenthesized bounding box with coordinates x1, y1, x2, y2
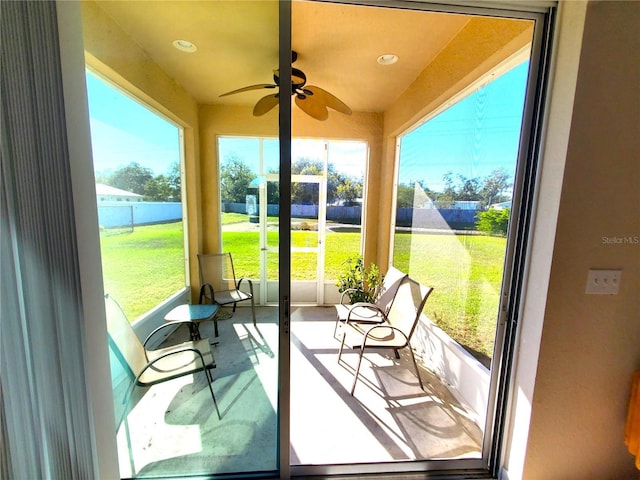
(97, 202, 182, 228)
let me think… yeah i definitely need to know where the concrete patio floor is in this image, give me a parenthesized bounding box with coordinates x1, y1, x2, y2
(115, 306, 482, 478)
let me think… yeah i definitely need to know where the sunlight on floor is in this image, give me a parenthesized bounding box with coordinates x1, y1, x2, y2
(232, 321, 279, 412)
(113, 306, 481, 477)
(290, 309, 482, 464)
(117, 376, 203, 477)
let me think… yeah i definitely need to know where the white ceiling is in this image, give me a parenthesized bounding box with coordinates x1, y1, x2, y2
(91, 0, 476, 115)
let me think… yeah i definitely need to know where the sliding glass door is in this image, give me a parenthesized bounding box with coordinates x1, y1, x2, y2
(290, 0, 551, 477)
(82, 1, 284, 477)
(76, 0, 553, 477)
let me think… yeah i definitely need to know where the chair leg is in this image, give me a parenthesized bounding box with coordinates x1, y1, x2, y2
(250, 296, 257, 328)
(334, 317, 345, 340)
(350, 347, 366, 395)
(338, 329, 347, 362)
(408, 347, 425, 391)
(205, 368, 221, 420)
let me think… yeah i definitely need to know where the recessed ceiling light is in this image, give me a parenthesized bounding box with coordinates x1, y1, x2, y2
(173, 39, 197, 53)
(377, 54, 398, 65)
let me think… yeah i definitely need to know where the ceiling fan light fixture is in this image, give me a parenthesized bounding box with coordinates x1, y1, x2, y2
(220, 50, 351, 121)
(173, 39, 197, 53)
(377, 53, 398, 65)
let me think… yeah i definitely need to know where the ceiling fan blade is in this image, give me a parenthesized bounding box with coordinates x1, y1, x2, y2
(253, 94, 279, 116)
(306, 86, 352, 115)
(295, 94, 329, 121)
(220, 84, 276, 97)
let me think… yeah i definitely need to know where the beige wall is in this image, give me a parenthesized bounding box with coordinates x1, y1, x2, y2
(522, 1, 640, 477)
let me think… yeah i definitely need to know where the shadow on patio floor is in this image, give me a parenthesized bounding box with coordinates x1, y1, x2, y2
(114, 306, 481, 478)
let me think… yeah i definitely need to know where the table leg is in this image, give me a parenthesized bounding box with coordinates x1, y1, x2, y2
(189, 323, 201, 341)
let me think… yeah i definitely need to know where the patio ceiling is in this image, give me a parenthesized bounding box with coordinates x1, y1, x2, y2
(88, 1, 477, 114)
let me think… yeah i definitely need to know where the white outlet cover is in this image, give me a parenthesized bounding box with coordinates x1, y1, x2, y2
(585, 269, 622, 294)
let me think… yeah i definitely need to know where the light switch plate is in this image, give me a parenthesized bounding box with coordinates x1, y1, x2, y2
(585, 269, 622, 294)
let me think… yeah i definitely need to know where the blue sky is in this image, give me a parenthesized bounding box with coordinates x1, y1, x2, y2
(398, 61, 529, 191)
(86, 61, 528, 187)
(86, 71, 180, 177)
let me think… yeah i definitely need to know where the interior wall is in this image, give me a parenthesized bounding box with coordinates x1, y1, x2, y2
(522, 1, 640, 477)
(81, 0, 203, 295)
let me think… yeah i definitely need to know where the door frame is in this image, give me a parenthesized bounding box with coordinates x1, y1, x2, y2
(46, 0, 570, 478)
(287, 0, 556, 479)
(290, 174, 327, 305)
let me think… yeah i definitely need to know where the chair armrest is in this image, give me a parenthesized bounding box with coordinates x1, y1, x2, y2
(199, 283, 214, 304)
(346, 302, 386, 323)
(130, 346, 212, 399)
(237, 277, 254, 295)
(362, 324, 409, 347)
(339, 288, 360, 305)
(143, 320, 194, 352)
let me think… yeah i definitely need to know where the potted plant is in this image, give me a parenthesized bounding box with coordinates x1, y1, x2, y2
(336, 255, 384, 304)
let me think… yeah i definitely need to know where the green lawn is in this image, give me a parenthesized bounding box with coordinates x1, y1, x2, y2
(100, 220, 506, 360)
(100, 222, 186, 320)
(221, 230, 361, 280)
(394, 233, 506, 362)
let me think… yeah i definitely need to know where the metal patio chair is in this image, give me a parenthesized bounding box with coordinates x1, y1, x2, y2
(338, 276, 433, 395)
(197, 252, 256, 327)
(334, 266, 408, 338)
(105, 294, 220, 423)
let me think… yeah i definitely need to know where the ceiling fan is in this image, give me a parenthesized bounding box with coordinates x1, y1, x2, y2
(219, 51, 352, 121)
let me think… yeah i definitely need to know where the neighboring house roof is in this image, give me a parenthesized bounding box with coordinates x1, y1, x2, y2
(490, 201, 511, 210)
(95, 183, 142, 198)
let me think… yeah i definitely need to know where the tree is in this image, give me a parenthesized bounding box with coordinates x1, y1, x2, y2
(144, 175, 172, 201)
(167, 161, 181, 201)
(220, 155, 256, 203)
(108, 162, 153, 195)
(475, 207, 510, 236)
(291, 158, 322, 204)
(396, 180, 434, 208)
(455, 174, 481, 201)
(94, 169, 113, 185)
(438, 171, 481, 203)
(326, 163, 348, 205)
(336, 178, 362, 205)
(480, 168, 512, 208)
(266, 167, 280, 204)
(442, 171, 457, 200)
(396, 183, 415, 208)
